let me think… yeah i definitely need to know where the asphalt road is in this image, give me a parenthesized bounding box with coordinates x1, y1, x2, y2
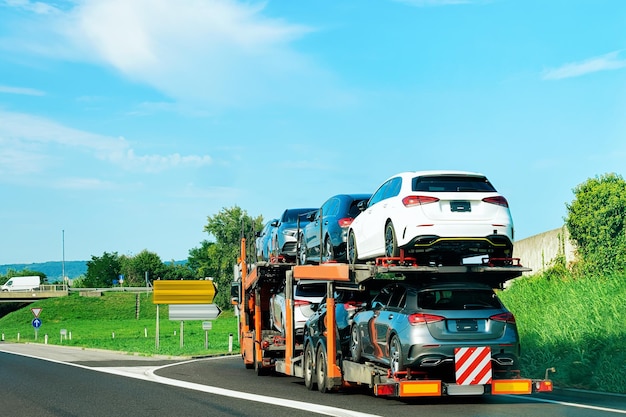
(1, 343, 625, 417)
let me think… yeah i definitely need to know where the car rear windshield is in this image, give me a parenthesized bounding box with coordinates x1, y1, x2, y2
(417, 289, 502, 310)
(296, 284, 327, 298)
(413, 175, 496, 192)
(284, 209, 315, 223)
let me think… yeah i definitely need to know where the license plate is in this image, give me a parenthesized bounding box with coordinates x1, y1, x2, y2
(456, 319, 478, 332)
(450, 201, 471, 212)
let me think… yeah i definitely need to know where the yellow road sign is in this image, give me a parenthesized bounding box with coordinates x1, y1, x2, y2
(153, 280, 217, 305)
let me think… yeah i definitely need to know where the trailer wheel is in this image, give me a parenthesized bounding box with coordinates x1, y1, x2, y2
(254, 344, 269, 376)
(244, 355, 254, 370)
(385, 222, 399, 258)
(316, 346, 330, 393)
(350, 325, 362, 362)
(304, 343, 317, 390)
(389, 335, 403, 376)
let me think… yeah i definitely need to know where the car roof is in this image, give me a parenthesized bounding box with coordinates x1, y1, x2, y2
(384, 170, 488, 181)
(328, 193, 372, 200)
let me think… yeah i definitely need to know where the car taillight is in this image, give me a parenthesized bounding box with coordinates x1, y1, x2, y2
(402, 195, 440, 207)
(294, 299, 310, 306)
(483, 196, 509, 207)
(490, 312, 516, 324)
(338, 217, 354, 227)
(408, 313, 445, 325)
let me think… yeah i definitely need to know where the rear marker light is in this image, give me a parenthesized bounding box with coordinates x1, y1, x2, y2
(537, 380, 553, 392)
(375, 384, 396, 396)
(402, 196, 440, 207)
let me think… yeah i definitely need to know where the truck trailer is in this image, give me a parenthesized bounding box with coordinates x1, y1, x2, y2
(232, 237, 554, 398)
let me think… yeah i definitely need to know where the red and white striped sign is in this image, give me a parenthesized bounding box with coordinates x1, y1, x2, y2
(455, 346, 492, 385)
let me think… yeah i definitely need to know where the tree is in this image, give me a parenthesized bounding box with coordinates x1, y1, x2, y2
(565, 173, 626, 273)
(83, 252, 122, 288)
(187, 240, 217, 279)
(202, 206, 263, 308)
(0, 268, 48, 285)
(161, 262, 197, 280)
(120, 250, 165, 286)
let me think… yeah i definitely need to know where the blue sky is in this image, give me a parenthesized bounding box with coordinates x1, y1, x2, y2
(1, 0, 625, 265)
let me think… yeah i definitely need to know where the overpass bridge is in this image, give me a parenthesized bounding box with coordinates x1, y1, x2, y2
(0, 284, 69, 303)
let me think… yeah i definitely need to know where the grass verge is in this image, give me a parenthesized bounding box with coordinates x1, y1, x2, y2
(499, 271, 626, 393)
(0, 292, 239, 357)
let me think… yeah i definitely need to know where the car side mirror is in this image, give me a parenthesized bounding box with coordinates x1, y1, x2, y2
(357, 200, 368, 211)
(372, 301, 384, 310)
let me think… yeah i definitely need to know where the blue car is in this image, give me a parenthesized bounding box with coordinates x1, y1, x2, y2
(297, 194, 371, 264)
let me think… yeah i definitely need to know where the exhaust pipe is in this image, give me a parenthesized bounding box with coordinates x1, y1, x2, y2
(492, 357, 515, 366)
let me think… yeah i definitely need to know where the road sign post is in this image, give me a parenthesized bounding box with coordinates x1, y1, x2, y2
(203, 321, 213, 349)
(152, 280, 219, 350)
(32, 318, 42, 340)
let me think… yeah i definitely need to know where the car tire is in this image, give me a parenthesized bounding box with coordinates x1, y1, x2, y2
(304, 343, 317, 390)
(389, 334, 403, 376)
(347, 230, 359, 265)
(350, 325, 362, 362)
(385, 222, 399, 258)
(297, 233, 307, 265)
(316, 346, 329, 393)
(323, 236, 334, 263)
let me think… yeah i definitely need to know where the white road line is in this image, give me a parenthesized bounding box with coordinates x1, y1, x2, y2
(505, 395, 626, 415)
(1, 350, 382, 417)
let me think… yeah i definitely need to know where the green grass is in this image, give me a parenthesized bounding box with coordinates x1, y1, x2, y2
(0, 292, 240, 357)
(499, 272, 626, 393)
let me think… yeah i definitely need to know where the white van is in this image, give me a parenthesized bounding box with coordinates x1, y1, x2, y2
(1, 276, 41, 292)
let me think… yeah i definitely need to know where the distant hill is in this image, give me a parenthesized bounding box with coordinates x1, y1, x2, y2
(0, 261, 87, 282)
(0, 260, 187, 283)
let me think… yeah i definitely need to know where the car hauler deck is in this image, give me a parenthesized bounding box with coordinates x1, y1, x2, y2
(232, 238, 554, 397)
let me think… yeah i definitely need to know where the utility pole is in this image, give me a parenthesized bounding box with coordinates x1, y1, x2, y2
(62, 229, 66, 285)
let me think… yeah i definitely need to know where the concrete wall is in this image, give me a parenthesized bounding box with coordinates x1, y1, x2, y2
(513, 226, 577, 275)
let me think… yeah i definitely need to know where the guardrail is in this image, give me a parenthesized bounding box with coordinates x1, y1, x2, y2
(40, 284, 69, 292)
(68, 286, 153, 293)
(0, 285, 69, 302)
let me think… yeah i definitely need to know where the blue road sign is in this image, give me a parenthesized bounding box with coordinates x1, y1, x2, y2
(32, 318, 42, 329)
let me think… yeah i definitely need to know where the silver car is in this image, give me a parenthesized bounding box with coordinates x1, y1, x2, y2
(270, 281, 327, 337)
(349, 281, 520, 381)
(271, 208, 316, 261)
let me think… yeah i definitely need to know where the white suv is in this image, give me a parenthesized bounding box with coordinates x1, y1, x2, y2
(347, 170, 514, 266)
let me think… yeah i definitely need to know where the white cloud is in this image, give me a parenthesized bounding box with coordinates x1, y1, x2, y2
(542, 50, 626, 80)
(0, 110, 212, 176)
(51, 177, 118, 190)
(0, 85, 45, 96)
(2, 0, 342, 108)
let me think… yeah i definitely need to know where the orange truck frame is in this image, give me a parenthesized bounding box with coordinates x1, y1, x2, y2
(232, 238, 554, 397)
